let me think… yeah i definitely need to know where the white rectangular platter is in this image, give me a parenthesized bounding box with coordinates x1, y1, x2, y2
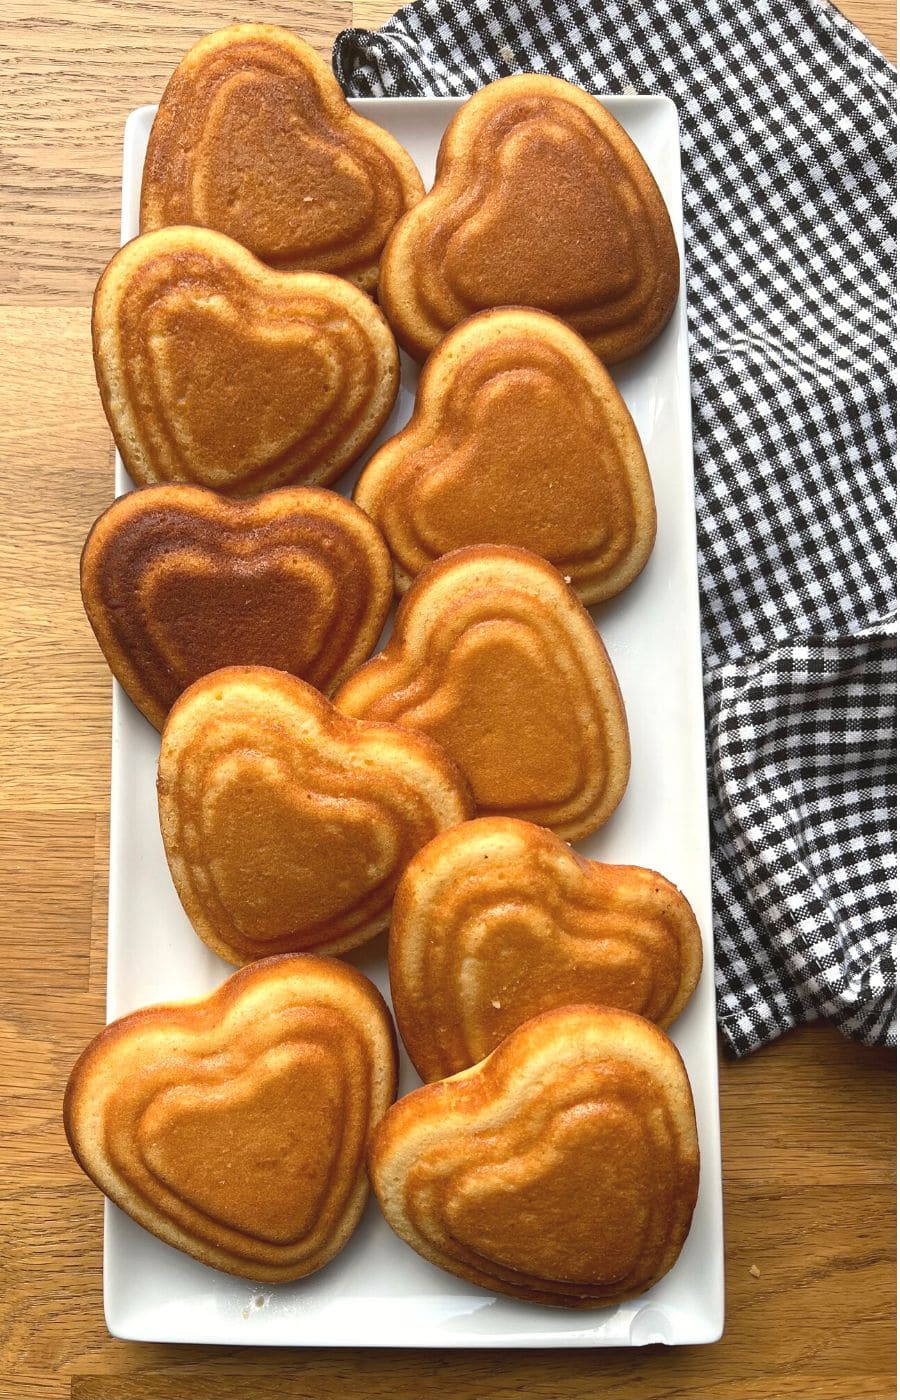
(104, 95, 723, 1347)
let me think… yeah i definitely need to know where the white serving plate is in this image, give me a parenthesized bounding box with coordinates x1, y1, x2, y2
(103, 96, 723, 1347)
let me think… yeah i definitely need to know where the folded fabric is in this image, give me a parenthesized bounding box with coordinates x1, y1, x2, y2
(334, 0, 897, 1054)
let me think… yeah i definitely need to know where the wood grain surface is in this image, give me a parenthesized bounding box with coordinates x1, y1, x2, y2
(0, 2, 895, 1398)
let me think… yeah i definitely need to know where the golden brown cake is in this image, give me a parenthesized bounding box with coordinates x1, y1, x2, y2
(390, 816, 703, 1081)
(335, 546, 630, 841)
(64, 954, 397, 1282)
(379, 75, 679, 363)
(158, 666, 474, 964)
(354, 308, 656, 603)
(140, 24, 424, 291)
(81, 484, 393, 730)
(92, 226, 399, 494)
(369, 1005, 700, 1307)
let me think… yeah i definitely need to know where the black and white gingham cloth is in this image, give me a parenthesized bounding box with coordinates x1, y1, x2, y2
(333, 0, 897, 1055)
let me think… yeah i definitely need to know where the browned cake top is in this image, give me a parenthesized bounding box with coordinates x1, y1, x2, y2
(390, 816, 703, 1081)
(369, 1005, 700, 1307)
(92, 226, 399, 495)
(158, 666, 474, 965)
(379, 75, 680, 362)
(64, 955, 397, 1282)
(354, 307, 656, 603)
(335, 546, 630, 841)
(81, 484, 393, 730)
(140, 24, 424, 290)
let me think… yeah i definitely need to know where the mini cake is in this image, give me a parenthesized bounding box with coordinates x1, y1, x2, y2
(157, 666, 474, 963)
(335, 546, 630, 841)
(141, 24, 424, 291)
(379, 74, 679, 363)
(64, 954, 397, 1282)
(390, 816, 703, 1081)
(81, 484, 393, 729)
(92, 227, 399, 494)
(369, 1005, 700, 1307)
(354, 307, 656, 603)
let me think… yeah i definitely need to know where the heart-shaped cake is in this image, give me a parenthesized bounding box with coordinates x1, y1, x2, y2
(390, 816, 703, 1081)
(379, 75, 679, 363)
(158, 666, 474, 964)
(140, 24, 424, 291)
(92, 226, 399, 495)
(369, 1005, 699, 1307)
(64, 954, 397, 1281)
(81, 484, 393, 730)
(354, 308, 656, 604)
(334, 546, 630, 841)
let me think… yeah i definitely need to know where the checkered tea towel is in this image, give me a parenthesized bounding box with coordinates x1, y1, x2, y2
(333, 0, 897, 1056)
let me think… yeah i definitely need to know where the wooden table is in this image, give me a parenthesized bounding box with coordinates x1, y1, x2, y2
(0, 2, 895, 1397)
